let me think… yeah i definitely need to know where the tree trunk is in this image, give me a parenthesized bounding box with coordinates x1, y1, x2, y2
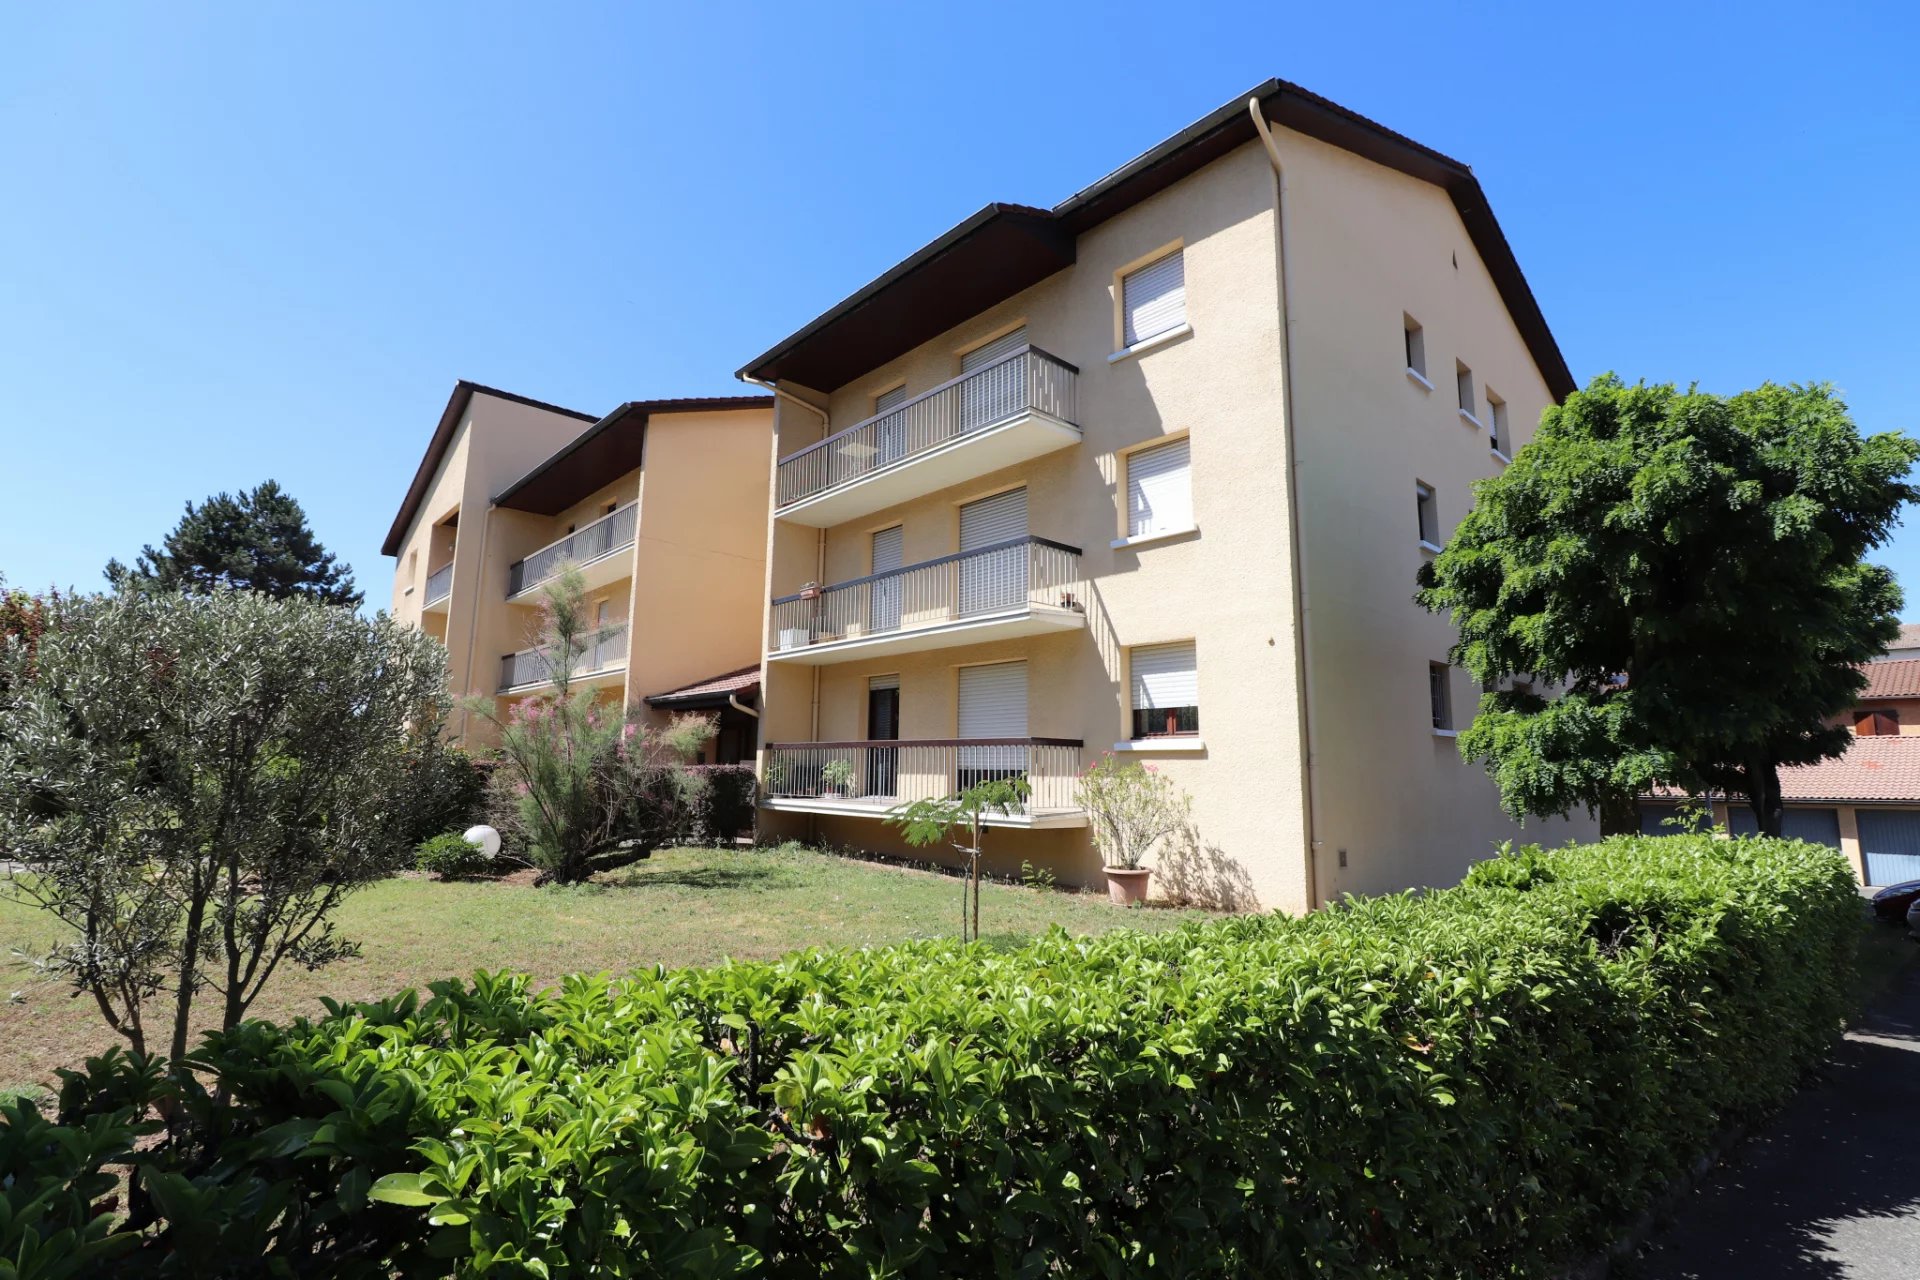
(1745, 754, 1784, 838)
(170, 865, 209, 1061)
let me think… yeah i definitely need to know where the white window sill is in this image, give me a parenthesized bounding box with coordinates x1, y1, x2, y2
(1111, 525, 1199, 551)
(1431, 728, 1458, 738)
(1108, 322, 1193, 364)
(1490, 447, 1512, 465)
(1458, 409, 1482, 429)
(1111, 738, 1207, 753)
(1418, 538, 1443, 554)
(1406, 367, 1433, 391)
(402, 585, 416, 596)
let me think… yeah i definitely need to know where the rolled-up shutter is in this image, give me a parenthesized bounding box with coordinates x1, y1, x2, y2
(1123, 250, 1185, 345)
(1126, 438, 1192, 538)
(961, 327, 1028, 373)
(958, 489, 1028, 616)
(871, 525, 903, 572)
(1131, 641, 1198, 712)
(869, 526, 904, 631)
(874, 385, 908, 414)
(958, 661, 1028, 738)
(959, 488, 1028, 550)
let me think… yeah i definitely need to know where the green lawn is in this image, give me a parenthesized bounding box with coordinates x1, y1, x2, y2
(0, 844, 1193, 1093)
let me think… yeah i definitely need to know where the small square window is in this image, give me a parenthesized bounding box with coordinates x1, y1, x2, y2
(1456, 362, 1476, 419)
(874, 384, 908, 415)
(1429, 662, 1454, 732)
(1130, 640, 1199, 738)
(1415, 481, 1439, 547)
(1122, 249, 1186, 347)
(1487, 391, 1509, 454)
(1126, 437, 1193, 539)
(1404, 314, 1426, 379)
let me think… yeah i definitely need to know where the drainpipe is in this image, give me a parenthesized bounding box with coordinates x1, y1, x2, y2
(1249, 95, 1325, 911)
(728, 694, 759, 719)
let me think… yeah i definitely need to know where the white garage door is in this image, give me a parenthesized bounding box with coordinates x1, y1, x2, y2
(1857, 809, 1920, 885)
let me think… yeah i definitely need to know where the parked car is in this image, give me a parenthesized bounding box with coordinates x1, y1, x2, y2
(1870, 879, 1920, 924)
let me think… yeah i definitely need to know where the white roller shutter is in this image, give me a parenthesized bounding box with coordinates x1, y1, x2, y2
(1131, 641, 1198, 711)
(869, 526, 903, 631)
(959, 488, 1028, 550)
(868, 673, 900, 692)
(961, 327, 1028, 373)
(1122, 250, 1185, 346)
(1126, 438, 1192, 538)
(871, 525, 903, 571)
(874, 385, 908, 414)
(958, 489, 1028, 617)
(958, 661, 1028, 738)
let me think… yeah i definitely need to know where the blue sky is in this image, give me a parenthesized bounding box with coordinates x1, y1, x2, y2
(3, 3, 1916, 610)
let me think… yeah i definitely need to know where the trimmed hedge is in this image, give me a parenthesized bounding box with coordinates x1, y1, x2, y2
(5, 836, 1859, 1277)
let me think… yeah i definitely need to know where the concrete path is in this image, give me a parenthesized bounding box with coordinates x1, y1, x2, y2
(1635, 952, 1920, 1278)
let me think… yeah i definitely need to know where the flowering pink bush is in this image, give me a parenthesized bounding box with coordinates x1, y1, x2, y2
(1076, 752, 1192, 871)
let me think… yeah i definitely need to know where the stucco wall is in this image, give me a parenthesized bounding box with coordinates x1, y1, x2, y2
(1271, 124, 1599, 895)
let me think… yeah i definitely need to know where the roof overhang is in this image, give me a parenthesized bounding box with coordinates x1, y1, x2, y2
(382, 381, 596, 557)
(737, 79, 1574, 402)
(491, 395, 772, 515)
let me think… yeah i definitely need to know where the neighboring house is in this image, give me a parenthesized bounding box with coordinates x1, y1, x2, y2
(1640, 657, 1920, 886)
(384, 381, 774, 757)
(740, 79, 1599, 912)
(1868, 621, 1920, 662)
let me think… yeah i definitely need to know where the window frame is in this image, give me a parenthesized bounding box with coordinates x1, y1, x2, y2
(1115, 434, 1196, 548)
(1415, 480, 1440, 551)
(1429, 662, 1455, 735)
(1486, 388, 1509, 458)
(1455, 361, 1479, 426)
(1127, 640, 1201, 743)
(1404, 314, 1430, 388)
(1111, 244, 1190, 359)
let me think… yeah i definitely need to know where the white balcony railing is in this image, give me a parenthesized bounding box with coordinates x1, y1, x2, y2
(775, 347, 1078, 508)
(498, 624, 628, 693)
(507, 503, 638, 598)
(423, 562, 453, 607)
(762, 738, 1084, 816)
(770, 537, 1082, 652)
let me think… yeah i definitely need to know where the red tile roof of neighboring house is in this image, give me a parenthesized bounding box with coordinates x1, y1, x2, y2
(1650, 735, 1920, 805)
(1889, 623, 1920, 651)
(644, 665, 761, 709)
(1859, 659, 1920, 700)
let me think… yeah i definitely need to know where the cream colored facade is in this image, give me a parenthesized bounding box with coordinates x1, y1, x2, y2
(384, 384, 774, 755)
(745, 85, 1599, 912)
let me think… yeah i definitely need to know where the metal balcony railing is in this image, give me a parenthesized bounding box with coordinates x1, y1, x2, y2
(762, 738, 1084, 814)
(775, 347, 1078, 507)
(770, 536, 1083, 652)
(498, 624, 628, 692)
(423, 562, 453, 607)
(507, 502, 638, 597)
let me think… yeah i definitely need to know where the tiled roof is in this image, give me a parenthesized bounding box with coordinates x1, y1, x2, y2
(1888, 622, 1920, 651)
(644, 665, 761, 707)
(1778, 735, 1920, 803)
(1859, 659, 1920, 699)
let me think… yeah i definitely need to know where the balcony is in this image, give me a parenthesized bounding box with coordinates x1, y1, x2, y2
(761, 738, 1087, 828)
(768, 537, 1085, 665)
(498, 624, 628, 693)
(774, 347, 1079, 526)
(507, 502, 638, 600)
(421, 562, 454, 612)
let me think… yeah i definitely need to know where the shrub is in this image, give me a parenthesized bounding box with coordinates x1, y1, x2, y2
(16, 835, 1861, 1277)
(414, 831, 495, 879)
(396, 745, 488, 852)
(679, 764, 758, 845)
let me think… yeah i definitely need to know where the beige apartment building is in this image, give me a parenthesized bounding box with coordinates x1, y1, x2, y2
(384, 381, 773, 757)
(740, 80, 1600, 912)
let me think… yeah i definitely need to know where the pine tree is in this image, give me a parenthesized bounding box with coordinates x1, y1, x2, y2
(106, 480, 361, 607)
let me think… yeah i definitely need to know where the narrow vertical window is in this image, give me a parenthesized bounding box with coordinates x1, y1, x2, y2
(1487, 390, 1509, 456)
(1456, 362, 1476, 420)
(1122, 249, 1186, 346)
(1429, 662, 1454, 732)
(1416, 481, 1439, 548)
(1126, 437, 1193, 539)
(1404, 314, 1426, 380)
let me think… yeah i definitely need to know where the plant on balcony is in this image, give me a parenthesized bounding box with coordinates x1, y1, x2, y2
(889, 775, 1031, 942)
(1077, 753, 1193, 905)
(820, 758, 855, 797)
(468, 566, 712, 885)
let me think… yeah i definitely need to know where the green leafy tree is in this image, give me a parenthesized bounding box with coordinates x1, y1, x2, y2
(469, 565, 713, 884)
(0, 589, 450, 1059)
(890, 775, 1032, 941)
(106, 480, 360, 607)
(0, 572, 54, 695)
(1416, 376, 1919, 835)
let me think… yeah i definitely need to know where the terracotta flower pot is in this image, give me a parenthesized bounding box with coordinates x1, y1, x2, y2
(1104, 867, 1152, 906)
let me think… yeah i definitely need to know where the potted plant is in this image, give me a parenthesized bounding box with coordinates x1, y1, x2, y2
(1076, 753, 1192, 905)
(821, 758, 856, 798)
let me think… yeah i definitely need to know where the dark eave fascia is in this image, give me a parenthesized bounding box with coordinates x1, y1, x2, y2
(736, 79, 1574, 402)
(382, 381, 597, 557)
(490, 395, 773, 515)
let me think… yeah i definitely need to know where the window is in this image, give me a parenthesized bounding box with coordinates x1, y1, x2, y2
(604, 502, 618, 516)
(1456, 362, 1476, 420)
(1404, 314, 1427, 380)
(1131, 641, 1199, 738)
(1125, 437, 1193, 539)
(1429, 662, 1454, 732)
(1486, 389, 1508, 455)
(1415, 481, 1439, 548)
(407, 550, 418, 584)
(1122, 248, 1186, 346)
(874, 384, 908, 415)
(1857, 707, 1901, 737)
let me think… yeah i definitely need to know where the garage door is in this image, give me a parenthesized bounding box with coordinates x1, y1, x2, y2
(1856, 809, 1920, 885)
(1726, 806, 1842, 848)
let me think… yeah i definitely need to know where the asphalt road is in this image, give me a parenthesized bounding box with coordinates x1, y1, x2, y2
(1634, 946, 1920, 1278)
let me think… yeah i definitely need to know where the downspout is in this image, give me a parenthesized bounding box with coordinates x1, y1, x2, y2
(1250, 96, 1325, 910)
(728, 694, 759, 719)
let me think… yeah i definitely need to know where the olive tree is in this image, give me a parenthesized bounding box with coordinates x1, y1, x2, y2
(0, 589, 450, 1059)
